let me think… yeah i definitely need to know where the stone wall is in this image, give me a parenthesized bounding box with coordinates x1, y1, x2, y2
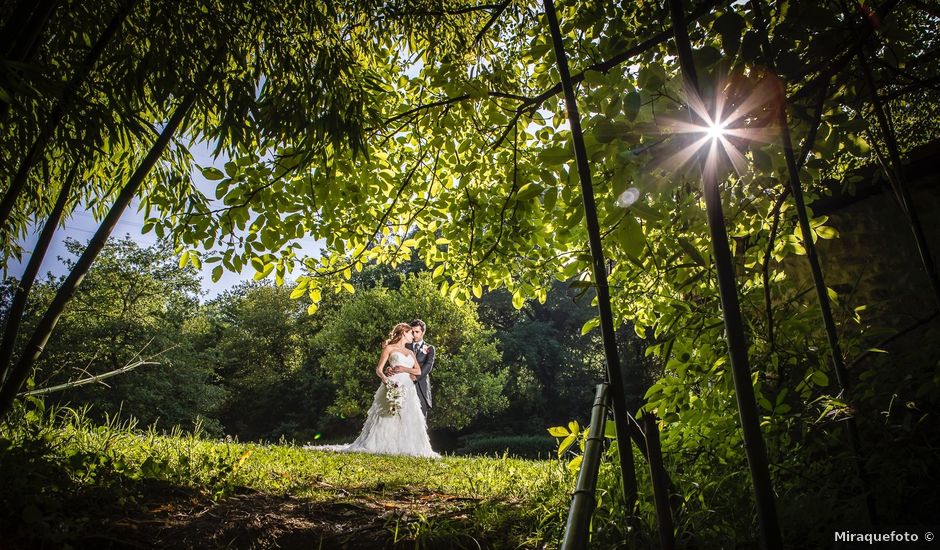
(784, 141, 940, 344)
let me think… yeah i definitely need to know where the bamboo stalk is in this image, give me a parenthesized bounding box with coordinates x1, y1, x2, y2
(641, 413, 675, 550)
(0, 78, 203, 419)
(561, 383, 609, 550)
(0, 162, 78, 386)
(542, 0, 639, 517)
(749, 0, 877, 526)
(665, 0, 783, 547)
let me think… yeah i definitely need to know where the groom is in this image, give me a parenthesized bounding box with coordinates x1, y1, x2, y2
(406, 319, 435, 417)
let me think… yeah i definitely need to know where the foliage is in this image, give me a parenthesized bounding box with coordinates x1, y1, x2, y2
(311, 272, 508, 431)
(12, 237, 224, 432)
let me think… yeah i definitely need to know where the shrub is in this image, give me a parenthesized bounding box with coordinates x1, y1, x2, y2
(455, 433, 557, 459)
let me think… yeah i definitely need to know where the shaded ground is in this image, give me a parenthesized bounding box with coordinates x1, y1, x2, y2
(5, 478, 528, 549)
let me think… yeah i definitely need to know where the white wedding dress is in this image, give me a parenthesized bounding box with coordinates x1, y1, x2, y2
(310, 351, 439, 458)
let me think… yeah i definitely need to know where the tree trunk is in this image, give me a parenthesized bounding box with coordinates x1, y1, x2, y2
(542, 0, 639, 517)
(0, 162, 77, 386)
(0, 83, 200, 419)
(666, 0, 783, 547)
(0, 0, 136, 233)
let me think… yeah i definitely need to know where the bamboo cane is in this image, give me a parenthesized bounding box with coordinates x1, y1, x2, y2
(561, 383, 609, 550)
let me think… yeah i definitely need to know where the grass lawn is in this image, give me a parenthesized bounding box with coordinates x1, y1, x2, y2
(0, 406, 574, 548)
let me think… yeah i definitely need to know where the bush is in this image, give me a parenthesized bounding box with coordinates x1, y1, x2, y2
(455, 433, 557, 459)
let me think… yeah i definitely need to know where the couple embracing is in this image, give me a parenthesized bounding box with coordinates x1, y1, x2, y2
(316, 319, 439, 458)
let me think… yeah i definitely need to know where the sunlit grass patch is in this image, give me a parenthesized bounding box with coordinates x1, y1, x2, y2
(1, 402, 573, 548)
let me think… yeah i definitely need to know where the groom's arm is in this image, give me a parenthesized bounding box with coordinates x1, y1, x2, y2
(417, 346, 435, 380)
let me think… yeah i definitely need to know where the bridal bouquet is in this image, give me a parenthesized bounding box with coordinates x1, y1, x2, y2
(384, 379, 405, 416)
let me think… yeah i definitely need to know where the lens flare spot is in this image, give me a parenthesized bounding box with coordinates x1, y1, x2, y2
(615, 187, 641, 208)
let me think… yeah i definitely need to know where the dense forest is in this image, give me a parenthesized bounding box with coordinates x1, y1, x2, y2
(3, 236, 615, 449)
(2, 0, 939, 547)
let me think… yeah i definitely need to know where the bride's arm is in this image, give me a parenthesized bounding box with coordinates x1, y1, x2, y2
(376, 347, 392, 382)
(407, 351, 421, 375)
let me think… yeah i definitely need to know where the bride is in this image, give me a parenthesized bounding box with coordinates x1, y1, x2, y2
(313, 323, 439, 458)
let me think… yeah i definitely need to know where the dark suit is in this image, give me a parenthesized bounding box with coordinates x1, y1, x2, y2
(407, 341, 435, 416)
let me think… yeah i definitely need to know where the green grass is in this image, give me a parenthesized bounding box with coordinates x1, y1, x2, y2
(0, 401, 574, 548)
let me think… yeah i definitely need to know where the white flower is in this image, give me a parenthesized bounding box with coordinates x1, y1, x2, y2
(384, 379, 405, 416)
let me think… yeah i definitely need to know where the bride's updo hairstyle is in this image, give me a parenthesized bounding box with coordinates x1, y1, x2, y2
(384, 322, 412, 346)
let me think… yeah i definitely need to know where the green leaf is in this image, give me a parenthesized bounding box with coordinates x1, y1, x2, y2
(511, 289, 524, 310)
(517, 183, 544, 201)
(624, 90, 642, 121)
(542, 147, 571, 164)
(211, 266, 223, 282)
(814, 226, 839, 239)
(582, 69, 606, 85)
(616, 215, 645, 260)
(548, 426, 570, 437)
(567, 454, 583, 473)
(751, 148, 773, 172)
(581, 317, 600, 335)
(253, 263, 275, 281)
(200, 166, 225, 180)
(604, 419, 617, 438)
(558, 433, 577, 457)
(629, 202, 663, 222)
(713, 12, 745, 56)
(678, 238, 708, 267)
(811, 371, 829, 386)
(691, 46, 722, 68)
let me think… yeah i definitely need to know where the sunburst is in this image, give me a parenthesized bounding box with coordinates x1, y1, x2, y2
(653, 73, 783, 182)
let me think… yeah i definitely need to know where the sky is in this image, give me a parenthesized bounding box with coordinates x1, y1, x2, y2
(8, 142, 324, 300)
